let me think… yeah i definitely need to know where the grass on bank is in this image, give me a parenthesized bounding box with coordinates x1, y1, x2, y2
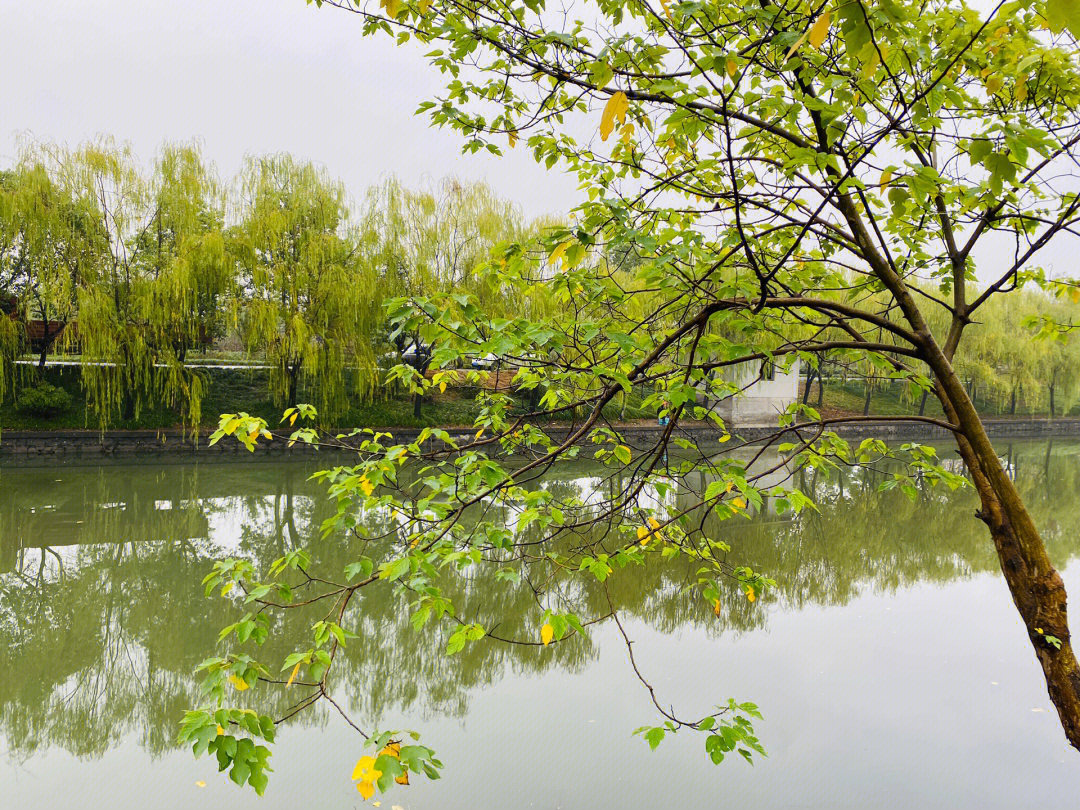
(0, 366, 655, 431)
(5, 364, 1076, 432)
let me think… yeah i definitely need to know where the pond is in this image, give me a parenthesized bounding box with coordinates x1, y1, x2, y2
(3, 440, 1080, 808)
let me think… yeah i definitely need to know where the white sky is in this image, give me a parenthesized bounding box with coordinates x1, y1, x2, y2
(0, 0, 582, 219)
(0, 0, 1073, 283)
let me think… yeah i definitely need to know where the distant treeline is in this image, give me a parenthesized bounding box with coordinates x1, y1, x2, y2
(0, 138, 548, 426)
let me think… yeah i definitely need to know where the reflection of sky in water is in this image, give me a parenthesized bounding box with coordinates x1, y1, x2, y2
(3, 443, 1080, 808)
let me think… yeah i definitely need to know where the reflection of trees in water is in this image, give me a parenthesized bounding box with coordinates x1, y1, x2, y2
(4, 442, 1080, 759)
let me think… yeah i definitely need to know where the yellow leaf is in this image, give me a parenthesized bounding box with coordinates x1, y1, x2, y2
(648, 517, 660, 530)
(549, 241, 570, 265)
(732, 497, 746, 509)
(475, 427, 485, 439)
(395, 772, 410, 785)
(379, 743, 401, 759)
(725, 57, 738, 77)
(216, 725, 225, 736)
(541, 623, 555, 646)
(379, 0, 402, 18)
(660, 0, 672, 19)
(357, 781, 375, 800)
(600, 91, 629, 141)
(353, 756, 382, 783)
(418, 0, 431, 13)
(747, 588, 756, 602)
(228, 674, 249, 692)
(808, 9, 831, 49)
(1070, 287, 1080, 304)
(195, 781, 206, 787)
(879, 169, 893, 190)
(247, 428, 260, 444)
(507, 129, 518, 148)
(289, 412, 297, 426)
(360, 476, 374, 496)
(713, 598, 721, 616)
(637, 526, 649, 541)
(439, 381, 447, 394)
(1016, 75, 1028, 102)
(286, 662, 301, 687)
(986, 75, 1003, 95)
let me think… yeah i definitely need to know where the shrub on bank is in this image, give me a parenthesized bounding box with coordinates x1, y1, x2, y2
(15, 382, 73, 418)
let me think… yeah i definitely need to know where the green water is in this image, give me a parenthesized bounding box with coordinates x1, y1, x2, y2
(3, 441, 1080, 808)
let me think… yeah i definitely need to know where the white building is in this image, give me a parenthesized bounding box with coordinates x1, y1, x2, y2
(713, 359, 801, 427)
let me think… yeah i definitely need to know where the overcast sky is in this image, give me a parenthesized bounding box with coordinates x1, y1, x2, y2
(0, 0, 581, 219)
(2, 0, 1074, 284)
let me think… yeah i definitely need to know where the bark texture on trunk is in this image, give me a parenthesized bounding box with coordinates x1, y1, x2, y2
(936, 369, 1080, 748)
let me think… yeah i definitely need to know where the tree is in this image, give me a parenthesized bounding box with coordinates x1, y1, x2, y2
(0, 160, 93, 374)
(34, 140, 230, 427)
(233, 155, 382, 419)
(195, 0, 1080, 797)
(356, 177, 535, 417)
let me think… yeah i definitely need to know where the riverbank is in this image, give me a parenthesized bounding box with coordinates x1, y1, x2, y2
(3, 416, 1078, 464)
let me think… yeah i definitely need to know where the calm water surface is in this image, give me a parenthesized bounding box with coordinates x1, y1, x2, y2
(3, 441, 1080, 808)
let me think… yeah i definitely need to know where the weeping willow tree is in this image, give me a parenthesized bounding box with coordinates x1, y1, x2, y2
(38, 140, 229, 428)
(0, 170, 31, 401)
(0, 157, 96, 379)
(357, 177, 544, 415)
(233, 155, 381, 420)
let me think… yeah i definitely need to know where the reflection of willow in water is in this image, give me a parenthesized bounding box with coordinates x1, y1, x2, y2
(0, 463, 593, 758)
(710, 440, 1080, 619)
(4, 442, 1080, 758)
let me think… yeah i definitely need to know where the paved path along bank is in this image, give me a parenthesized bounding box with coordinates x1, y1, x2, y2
(1, 417, 1078, 466)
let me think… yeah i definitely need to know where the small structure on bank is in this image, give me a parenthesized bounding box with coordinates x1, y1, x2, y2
(714, 359, 801, 427)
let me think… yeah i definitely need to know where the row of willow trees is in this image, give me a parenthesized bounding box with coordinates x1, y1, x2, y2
(798, 286, 1080, 418)
(0, 139, 549, 425)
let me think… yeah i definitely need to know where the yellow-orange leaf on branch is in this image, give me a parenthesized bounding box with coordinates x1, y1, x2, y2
(379, 0, 403, 18)
(227, 674, 249, 692)
(541, 623, 554, 646)
(286, 662, 301, 687)
(353, 755, 383, 800)
(600, 91, 629, 141)
(808, 9, 831, 48)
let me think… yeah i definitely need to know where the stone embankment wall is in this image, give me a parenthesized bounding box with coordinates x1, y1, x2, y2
(1, 418, 1078, 466)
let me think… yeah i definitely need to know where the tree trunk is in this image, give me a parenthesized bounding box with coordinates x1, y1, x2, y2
(918, 390, 928, 416)
(1050, 384, 1056, 419)
(862, 380, 872, 416)
(934, 366, 1080, 749)
(288, 362, 300, 406)
(802, 367, 815, 404)
(1010, 388, 1017, 415)
(815, 371, 824, 407)
(413, 392, 422, 419)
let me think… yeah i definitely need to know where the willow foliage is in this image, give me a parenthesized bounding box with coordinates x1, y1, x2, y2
(233, 155, 383, 418)
(51, 141, 230, 428)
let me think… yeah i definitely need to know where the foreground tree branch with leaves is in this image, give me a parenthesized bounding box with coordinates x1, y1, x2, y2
(188, 0, 1080, 799)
